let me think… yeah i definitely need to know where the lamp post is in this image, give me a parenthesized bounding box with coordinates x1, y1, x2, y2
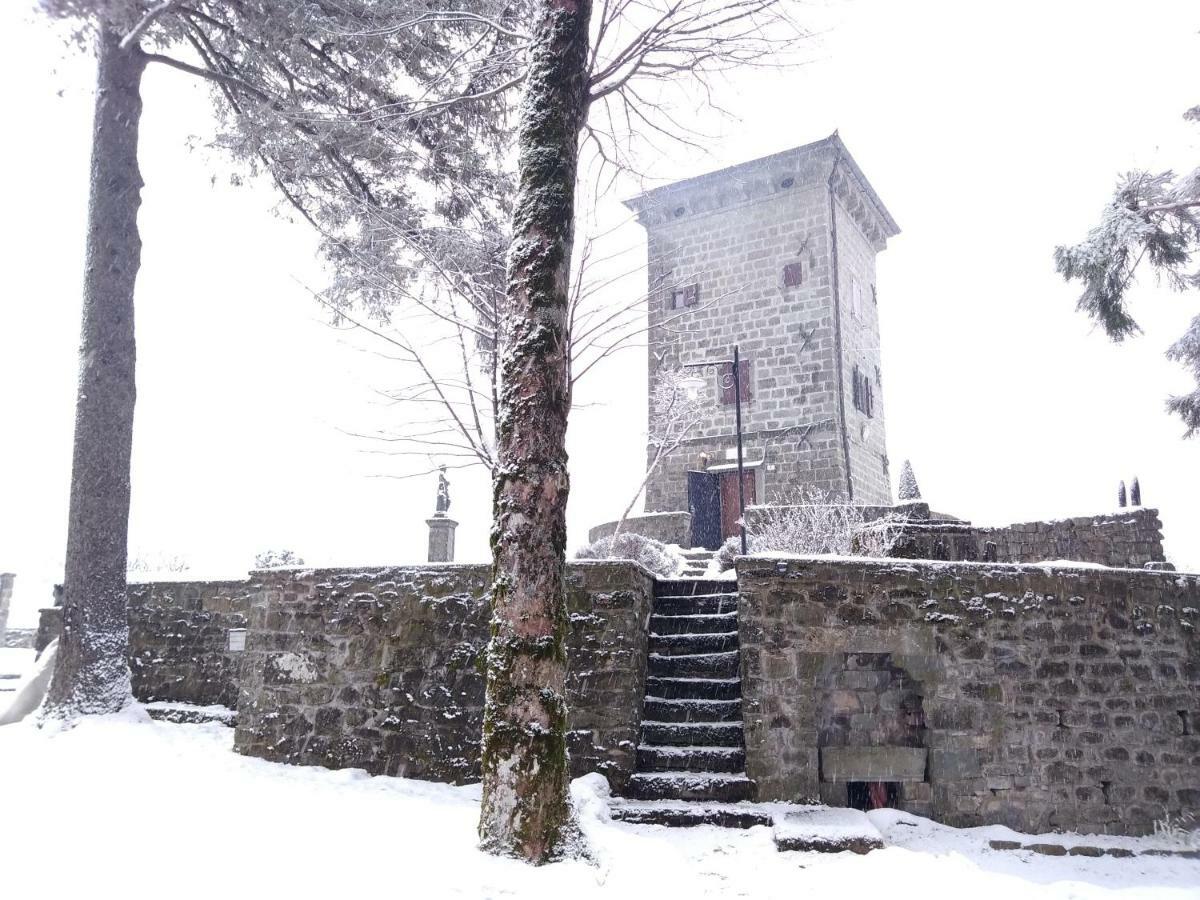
(681, 344, 748, 555)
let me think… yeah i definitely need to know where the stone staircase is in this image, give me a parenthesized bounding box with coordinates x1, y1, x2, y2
(677, 548, 718, 578)
(613, 578, 768, 828)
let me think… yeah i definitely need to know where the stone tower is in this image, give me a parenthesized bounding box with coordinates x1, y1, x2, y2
(625, 134, 900, 536)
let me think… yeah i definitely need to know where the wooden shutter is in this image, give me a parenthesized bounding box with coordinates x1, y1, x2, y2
(684, 283, 699, 307)
(719, 363, 735, 404)
(783, 261, 803, 287)
(718, 359, 752, 404)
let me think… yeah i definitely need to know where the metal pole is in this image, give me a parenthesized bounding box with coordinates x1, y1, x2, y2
(733, 344, 748, 555)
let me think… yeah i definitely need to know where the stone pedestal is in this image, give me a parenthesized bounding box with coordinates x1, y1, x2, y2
(0, 573, 14, 646)
(426, 516, 458, 563)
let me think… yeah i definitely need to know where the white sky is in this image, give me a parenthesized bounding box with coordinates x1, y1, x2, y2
(2, 0, 1197, 626)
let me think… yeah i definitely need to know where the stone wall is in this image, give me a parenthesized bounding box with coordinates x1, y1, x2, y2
(890, 508, 1167, 569)
(37, 578, 252, 708)
(2, 627, 35, 649)
(736, 556, 1200, 835)
(126, 579, 253, 708)
(587, 511, 692, 546)
(976, 509, 1167, 569)
(232, 562, 654, 791)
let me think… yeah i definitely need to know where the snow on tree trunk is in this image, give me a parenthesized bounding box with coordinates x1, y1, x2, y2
(477, 0, 592, 865)
(42, 27, 144, 720)
(897, 459, 921, 501)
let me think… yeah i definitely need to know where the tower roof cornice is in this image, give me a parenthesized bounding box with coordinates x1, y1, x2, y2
(624, 133, 900, 249)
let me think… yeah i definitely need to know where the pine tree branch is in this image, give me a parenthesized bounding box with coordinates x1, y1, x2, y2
(119, 0, 180, 49)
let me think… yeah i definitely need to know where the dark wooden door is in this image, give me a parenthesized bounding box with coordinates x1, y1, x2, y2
(687, 470, 721, 550)
(719, 470, 756, 540)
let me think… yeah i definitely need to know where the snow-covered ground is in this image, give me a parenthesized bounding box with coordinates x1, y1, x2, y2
(0, 712, 1195, 899)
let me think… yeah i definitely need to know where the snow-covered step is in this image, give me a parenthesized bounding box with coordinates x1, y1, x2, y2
(654, 578, 733, 597)
(648, 611, 739, 635)
(648, 649, 740, 678)
(611, 801, 771, 829)
(644, 675, 743, 701)
(772, 807, 885, 854)
(636, 744, 745, 773)
(654, 594, 739, 616)
(625, 772, 756, 803)
(642, 696, 741, 723)
(641, 720, 743, 747)
(145, 702, 237, 727)
(649, 630, 739, 655)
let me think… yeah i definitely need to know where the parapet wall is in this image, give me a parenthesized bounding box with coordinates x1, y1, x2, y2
(976, 509, 1166, 568)
(736, 556, 1200, 835)
(231, 562, 654, 791)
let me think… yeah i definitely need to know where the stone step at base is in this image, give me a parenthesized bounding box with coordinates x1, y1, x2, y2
(644, 676, 743, 701)
(772, 808, 885, 854)
(641, 720, 744, 747)
(637, 744, 745, 772)
(649, 611, 738, 635)
(145, 703, 237, 727)
(625, 772, 755, 803)
(612, 802, 771, 829)
(648, 650, 740, 678)
(649, 631, 740, 655)
(642, 696, 742, 722)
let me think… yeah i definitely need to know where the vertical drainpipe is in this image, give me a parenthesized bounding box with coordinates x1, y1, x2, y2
(827, 150, 855, 501)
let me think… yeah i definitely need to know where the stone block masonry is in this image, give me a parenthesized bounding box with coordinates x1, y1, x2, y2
(37, 578, 253, 708)
(232, 562, 654, 791)
(628, 135, 900, 513)
(890, 507, 1168, 569)
(736, 556, 1200, 835)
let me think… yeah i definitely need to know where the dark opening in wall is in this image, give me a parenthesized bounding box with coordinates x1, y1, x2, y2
(848, 781, 898, 811)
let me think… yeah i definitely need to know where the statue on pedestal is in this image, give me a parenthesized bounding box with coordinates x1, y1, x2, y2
(435, 466, 451, 516)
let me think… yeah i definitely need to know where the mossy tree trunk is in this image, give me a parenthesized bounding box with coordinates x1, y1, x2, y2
(42, 26, 144, 719)
(478, 0, 593, 865)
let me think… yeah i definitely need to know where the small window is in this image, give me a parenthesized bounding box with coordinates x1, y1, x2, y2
(668, 283, 699, 310)
(849, 276, 863, 320)
(783, 261, 803, 287)
(852, 365, 874, 418)
(719, 359, 752, 405)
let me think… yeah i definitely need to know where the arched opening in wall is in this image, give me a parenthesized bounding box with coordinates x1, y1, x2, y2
(816, 652, 929, 815)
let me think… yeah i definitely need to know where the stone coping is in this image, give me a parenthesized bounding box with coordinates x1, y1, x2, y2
(736, 554, 1200, 579)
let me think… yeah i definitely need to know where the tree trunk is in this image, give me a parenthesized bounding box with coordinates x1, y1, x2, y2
(42, 27, 145, 719)
(478, 0, 592, 865)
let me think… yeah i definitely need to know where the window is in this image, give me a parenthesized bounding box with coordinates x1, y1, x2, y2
(852, 364, 874, 417)
(849, 275, 863, 320)
(719, 358, 753, 405)
(871, 284, 878, 305)
(668, 283, 699, 310)
(783, 261, 803, 287)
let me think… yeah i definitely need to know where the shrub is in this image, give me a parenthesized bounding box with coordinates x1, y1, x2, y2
(254, 549, 305, 569)
(744, 486, 907, 558)
(574, 532, 684, 578)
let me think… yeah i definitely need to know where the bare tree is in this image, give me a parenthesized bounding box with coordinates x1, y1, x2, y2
(606, 368, 706, 544)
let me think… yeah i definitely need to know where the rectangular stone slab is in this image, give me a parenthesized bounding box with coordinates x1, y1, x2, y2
(819, 746, 928, 782)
